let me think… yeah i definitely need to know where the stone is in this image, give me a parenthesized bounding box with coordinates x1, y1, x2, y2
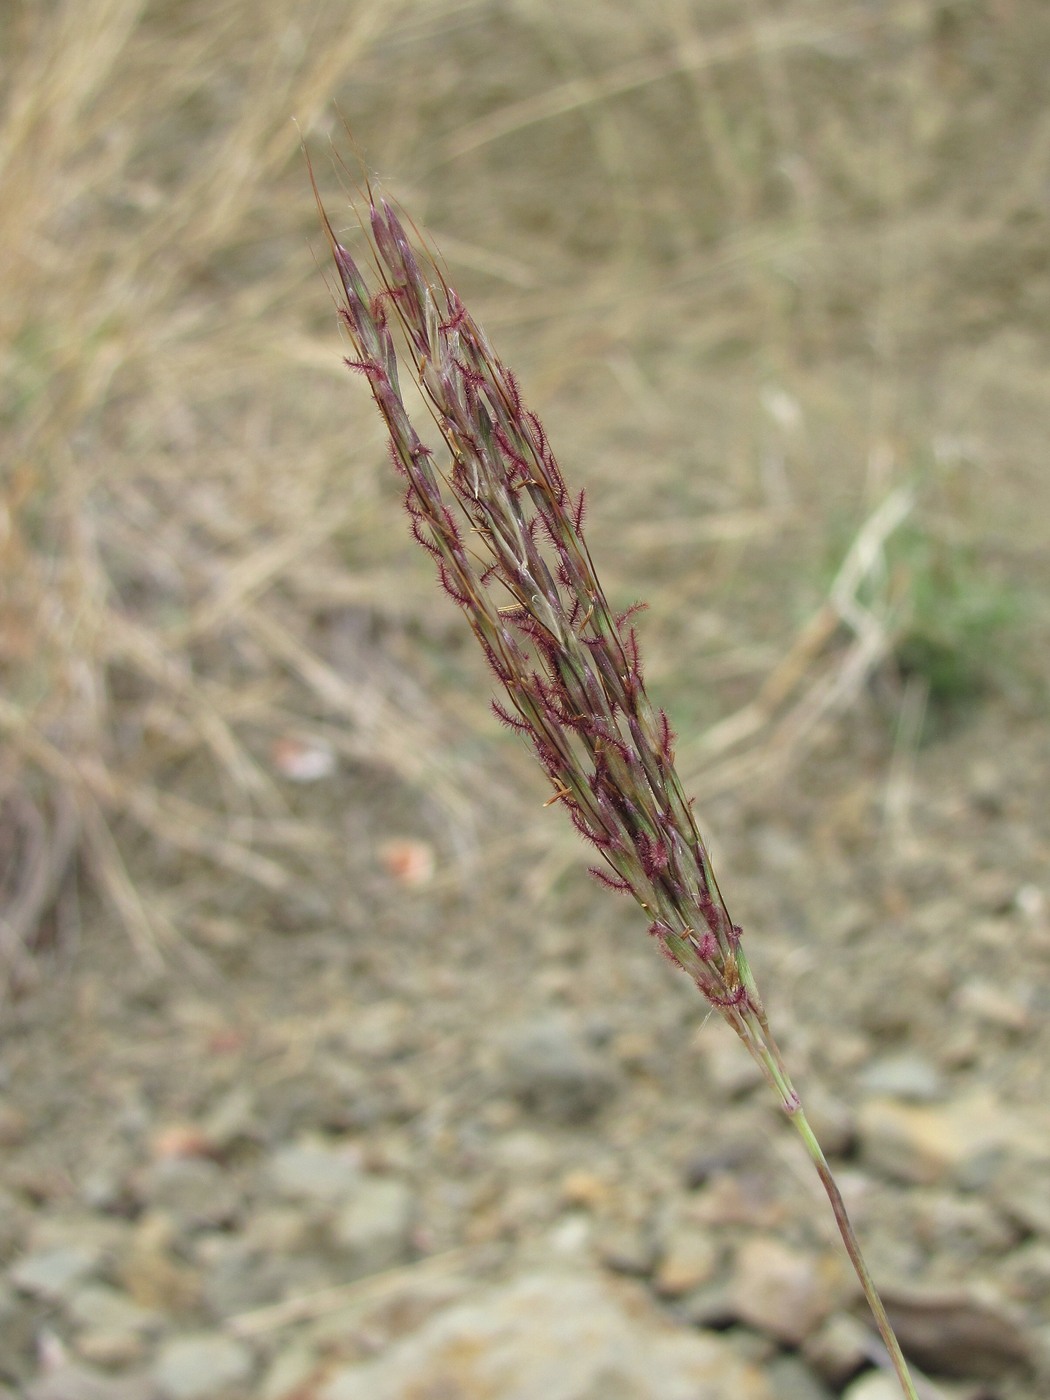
(800, 1086, 856, 1159)
(74, 1329, 149, 1367)
(653, 1220, 719, 1298)
(10, 1245, 100, 1301)
(67, 1284, 161, 1335)
(264, 1136, 363, 1204)
(882, 1282, 1033, 1380)
(0, 1101, 28, 1147)
(152, 1333, 253, 1399)
(260, 1342, 322, 1400)
(765, 1354, 835, 1400)
(201, 1087, 259, 1151)
(318, 1265, 771, 1399)
(840, 1375, 899, 1400)
(593, 1219, 658, 1277)
(119, 1215, 201, 1313)
(990, 1153, 1050, 1238)
(856, 1091, 1027, 1188)
(729, 1237, 850, 1347)
(333, 1174, 415, 1276)
(803, 1311, 875, 1386)
(499, 1014, 620, 1123)
(857, 1053, 944, 1103)
(25, 1361, 161, 1400)
(694, 1029, 765, 1099)
(135, 1158, 239, 1230)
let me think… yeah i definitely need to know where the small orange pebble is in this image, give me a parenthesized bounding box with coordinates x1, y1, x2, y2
(378, 838, 436, 888)
(560, 1169, 611, 1210)
(150, 1123, 212, 1161)
(270, 735, 336, 782)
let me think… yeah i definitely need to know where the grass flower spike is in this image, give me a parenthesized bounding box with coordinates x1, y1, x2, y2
(313, 159, 921, 1400)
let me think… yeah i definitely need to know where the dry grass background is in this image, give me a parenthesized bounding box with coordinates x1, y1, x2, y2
(1, 0, 1047, 988)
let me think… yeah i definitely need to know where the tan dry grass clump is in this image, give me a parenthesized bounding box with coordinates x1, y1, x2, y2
(0, 0, 481, 981)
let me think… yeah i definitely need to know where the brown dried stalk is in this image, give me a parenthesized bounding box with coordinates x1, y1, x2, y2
(311, 157, 920, 1400)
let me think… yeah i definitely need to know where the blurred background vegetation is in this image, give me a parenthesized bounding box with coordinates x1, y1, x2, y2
(3, 0, 1044, 984)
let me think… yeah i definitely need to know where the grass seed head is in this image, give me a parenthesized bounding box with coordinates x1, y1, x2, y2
(317, 180, 756, 1020)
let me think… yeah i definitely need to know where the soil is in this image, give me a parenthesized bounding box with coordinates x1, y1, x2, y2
(3, 3, 1050, 1398)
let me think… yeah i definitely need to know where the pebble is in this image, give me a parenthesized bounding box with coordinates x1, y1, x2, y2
(260, 1341, 321, 1400)
(264, 1136, 363, 1204)
(67, 1283, 161, 1335)
(201, 1087, 259, 1151)
(883, 1281, 1033, 1379)
(498, 1014, 620, 1123)
(25, 1361, 161, 1400)
(10, 1245, 101, 1301)
(856, 1091, 1020, 1188)
(728, 1237, 850, 1347)
(990, 1154, 1050, 1238)
(857, 1052, 944, 1103)
(803, 1311, 872, 1387)
(840, 1374, 899, 1400)
(119, 1215, 201, 1314)
(0, 1101, 28, 1147)
(799, 1086, 856, 1159)
(653, 1205, 720, 1297)
(151, 1333, 253, 1399)
(333, 1174, 415, 1276)
(135, 1159, 239, 1230)
(765, 1353, 835, 1400)
(74, 1329, 149, 1367)
(317, 1265, 772, 1399)
(694, 1028, 765, 1099)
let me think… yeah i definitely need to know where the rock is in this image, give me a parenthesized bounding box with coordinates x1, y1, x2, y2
(653, 1226, 719, 1297)
(882, 1282, 1034, 1380)
(10, 1245, 101, 1301)
(593, 1219, 658, 1277)
(729, 1237, 850, 1347)
(25, 1360, 161, 1400)
(1000, 1241, 1050, 1301)
(857, 1053, 944, 1103)
(990, 1153, 1050, 1238)
(765, 1353, 835, 1400)
(687, 1171, 785, 1230)
(68, 1283, 161, 1335)
(152, 1333, 253, 1399)
(318, 1265, 771, 1399)
(952, 979, 1031, 1032)
(694, 1029, 765, 1099)
(498, 1014, 620, 1123)
(0, 1101, 28, 1147)
(149, 1124, 213, 1161)
(333, 1174, 415, 1276)
(260, 1342, 322, 1400)
(800, 1086, 856, 1159)
(74, 1329, 149, 1367)
(135, 1158, 239, 1230)
(264, 1136, 363, 1204)
(119, 1215, 201, 1313)
(803, 1311, 871, 1387)
(682, 1137, 755, 1189)
(840, 1374, 899, 1400)
(653, 1204, 719, 1297)
(856, 1091, 1027, 1188)
(201, 1087, 259, 1151)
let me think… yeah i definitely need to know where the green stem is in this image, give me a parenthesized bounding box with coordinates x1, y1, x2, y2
(790, 1103, 920, 1400)
(727, 966, 920, 1400)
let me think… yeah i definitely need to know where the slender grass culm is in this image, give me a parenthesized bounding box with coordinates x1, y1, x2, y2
(310, 150, 921, 1400)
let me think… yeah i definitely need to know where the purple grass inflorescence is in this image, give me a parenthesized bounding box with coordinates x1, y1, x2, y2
(316, 185, 762, 1029)
(313, 162, 920, 1400)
